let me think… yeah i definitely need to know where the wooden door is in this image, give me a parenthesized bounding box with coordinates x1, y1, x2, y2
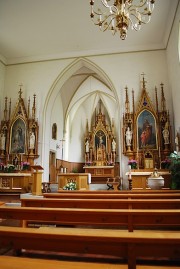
(49, 151, 56, 183)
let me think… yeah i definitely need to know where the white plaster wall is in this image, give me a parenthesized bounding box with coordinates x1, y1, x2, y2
(88, 50, 172, 114)
(0, 61, 5, 112)
(2, 50, 171, 181)
(49, 93, 64, 160)
(166, 3, 180, 137)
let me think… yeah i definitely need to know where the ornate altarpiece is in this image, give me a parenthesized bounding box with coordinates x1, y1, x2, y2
(123, 75, 172, 169)
(0, 87, 39, 167)
(84, 100, 117, 166)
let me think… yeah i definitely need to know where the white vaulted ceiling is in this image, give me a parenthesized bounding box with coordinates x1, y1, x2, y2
(0, 0, 179, 65)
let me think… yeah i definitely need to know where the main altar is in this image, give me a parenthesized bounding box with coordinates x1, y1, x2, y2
(83, 100, 119, 183)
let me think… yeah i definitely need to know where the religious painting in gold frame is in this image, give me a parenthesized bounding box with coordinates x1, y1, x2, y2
(10, 118, 27, 154)
(137, 109, 157, 150)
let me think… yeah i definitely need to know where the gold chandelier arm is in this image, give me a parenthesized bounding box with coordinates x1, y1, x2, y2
(92, 12, 116, 32)
(128, 7, 151, 27)
(90, 0, 155, 40)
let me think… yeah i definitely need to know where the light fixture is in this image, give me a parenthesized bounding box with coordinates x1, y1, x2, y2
(90, 0, 155, 40)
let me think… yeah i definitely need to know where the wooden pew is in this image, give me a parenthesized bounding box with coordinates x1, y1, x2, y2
(0, 256, 179, 269)
(0, 206, 180, 231)
(21, 197, 180, 209)
(0, 256, 126, 269)
(0, 226, 180, 269)
(44, 192, 180, 199)
(57, 189, 180, 194)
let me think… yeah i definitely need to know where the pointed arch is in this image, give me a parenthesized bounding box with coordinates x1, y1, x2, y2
(41, 57, 120, 180)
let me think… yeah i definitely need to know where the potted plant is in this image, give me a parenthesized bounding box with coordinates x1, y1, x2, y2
(168, 151, 180, 189)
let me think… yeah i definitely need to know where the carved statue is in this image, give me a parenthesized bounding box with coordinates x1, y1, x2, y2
(162, 122, 169, 145)
(175, 133, 179, 152)
(0, 132, 6, 151)
(29, 131, 35, 150)
(125, 127, 132, 146)
(85, 139, 90, 153)
(112, 138, 116, 152)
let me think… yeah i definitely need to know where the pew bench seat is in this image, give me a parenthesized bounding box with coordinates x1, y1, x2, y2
(0, 256, 179, 269)
(0, 226, 180, 269)
(0, 256, 125, 269)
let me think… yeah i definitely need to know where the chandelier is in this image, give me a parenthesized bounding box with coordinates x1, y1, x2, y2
(90, 0, 155, 40)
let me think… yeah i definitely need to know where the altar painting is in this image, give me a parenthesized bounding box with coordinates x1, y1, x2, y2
(137, 110, 157, 150)
(10, 118, 26, 154)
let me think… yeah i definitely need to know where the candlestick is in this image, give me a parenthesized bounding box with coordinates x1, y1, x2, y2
(158, 147, 161, 158)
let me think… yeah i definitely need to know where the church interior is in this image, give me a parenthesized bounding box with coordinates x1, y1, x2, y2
(0, 1, 180, 268)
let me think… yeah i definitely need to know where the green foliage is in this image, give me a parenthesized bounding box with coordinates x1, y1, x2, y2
(169, 152, 180, 189)
(71, 167, 78, 173)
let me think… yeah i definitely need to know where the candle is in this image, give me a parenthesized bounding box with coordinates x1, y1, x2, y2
(129, 171, 132, 179)
(158, 147, 161, 158)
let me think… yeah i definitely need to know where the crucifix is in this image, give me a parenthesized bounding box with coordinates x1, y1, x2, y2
(60, 138, 65, 160)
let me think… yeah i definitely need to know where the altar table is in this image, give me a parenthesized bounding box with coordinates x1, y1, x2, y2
(0, 173, 32, 193)
(125, 170, 171, 189)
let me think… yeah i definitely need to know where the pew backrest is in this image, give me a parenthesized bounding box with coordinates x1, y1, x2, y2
(0, 206, 180, 232)
(44, 192, 180, 199)
(21, 197, 180, 209)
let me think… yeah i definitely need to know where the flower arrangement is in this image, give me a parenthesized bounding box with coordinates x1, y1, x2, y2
(161, 158, 171, 169)
(21, 161, 30, 170)
(4, 164, 15, 173)
(128, 159, 138, 169)
(85, 161, 92, 166)
(0, 163, 5, 171)
(63, 179, 77, 190)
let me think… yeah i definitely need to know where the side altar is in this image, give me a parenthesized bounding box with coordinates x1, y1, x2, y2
(0, 172, 32, 193)
(83, 100, 119, 183)
(125, 169, 171, 190)
(123, 74, 173, 170)
(0, 87, 41, 194)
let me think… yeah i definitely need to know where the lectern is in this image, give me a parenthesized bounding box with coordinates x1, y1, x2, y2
(31, 165, 44, 195)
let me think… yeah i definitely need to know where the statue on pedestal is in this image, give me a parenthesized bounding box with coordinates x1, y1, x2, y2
(0, 131, 6, 154)
(162, 122, 169, 145)
(175, 133, 179, 152)
(125, 127, 132, 149)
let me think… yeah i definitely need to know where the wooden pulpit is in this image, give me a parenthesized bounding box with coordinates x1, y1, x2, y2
(31, 165, 44, 196)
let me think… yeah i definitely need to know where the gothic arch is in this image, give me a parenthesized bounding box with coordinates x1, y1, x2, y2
(41, 57, 120, 180)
